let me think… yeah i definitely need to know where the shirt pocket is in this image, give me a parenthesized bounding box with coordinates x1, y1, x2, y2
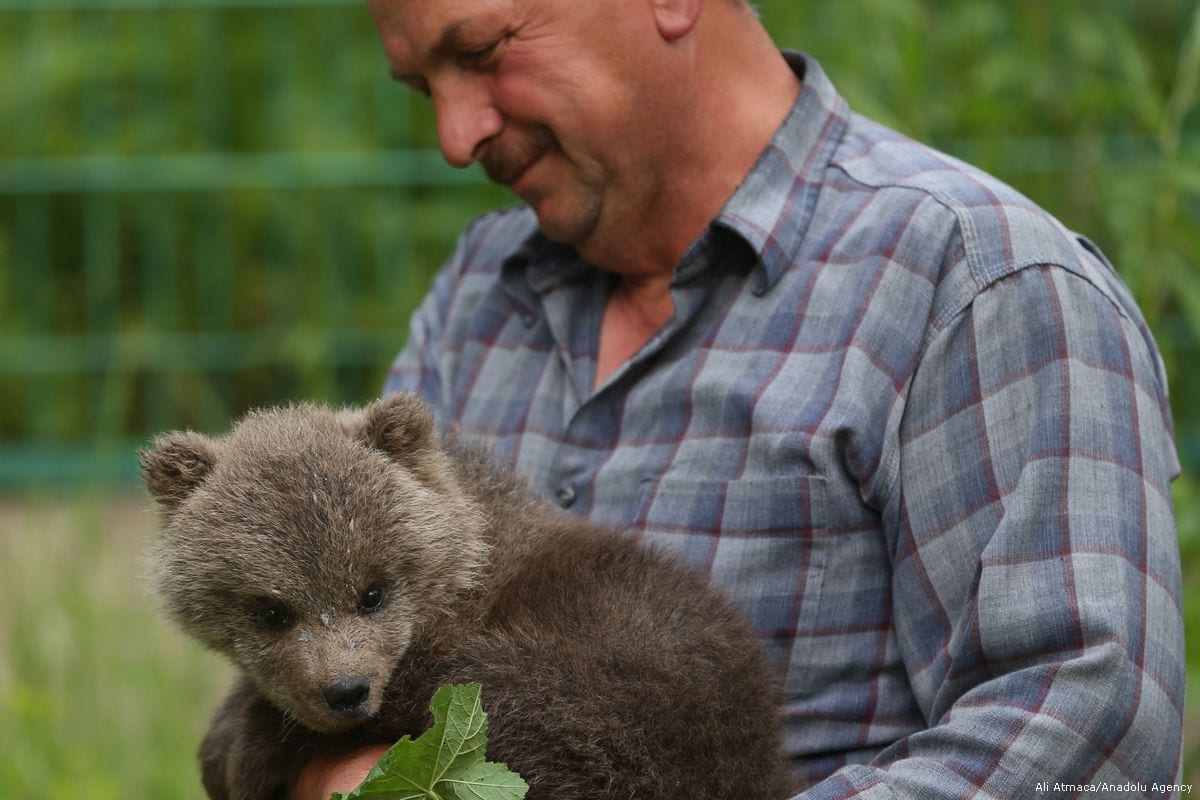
(633, 474, 831, 682)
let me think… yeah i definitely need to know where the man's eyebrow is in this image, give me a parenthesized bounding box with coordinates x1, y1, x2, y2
(428, 20, 471, 60)
(387, 20, 481, 85)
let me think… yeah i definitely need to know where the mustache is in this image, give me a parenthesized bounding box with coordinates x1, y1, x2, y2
(481, 126, 558, 184)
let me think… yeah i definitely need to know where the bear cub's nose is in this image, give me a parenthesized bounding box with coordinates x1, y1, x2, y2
(323, 673, 370, 715)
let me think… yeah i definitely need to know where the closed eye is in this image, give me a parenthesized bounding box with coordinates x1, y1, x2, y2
(459, 41, 498, 65)
(454, 35, 508, 71)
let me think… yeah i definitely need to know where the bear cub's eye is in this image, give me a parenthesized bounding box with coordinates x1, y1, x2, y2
(358, 586, 386, 614)
(254, 600, 293, 631)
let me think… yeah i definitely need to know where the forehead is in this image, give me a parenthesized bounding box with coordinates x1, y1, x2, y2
(368, 0, 518, 59)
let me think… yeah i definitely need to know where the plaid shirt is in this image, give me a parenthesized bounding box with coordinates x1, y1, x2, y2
(384, 52, 1184, 798)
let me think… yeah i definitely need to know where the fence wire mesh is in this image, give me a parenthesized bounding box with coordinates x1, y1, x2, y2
(1, 0, 1197, 486)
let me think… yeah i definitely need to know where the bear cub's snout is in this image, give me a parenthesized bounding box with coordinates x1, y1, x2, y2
(323, 673, 371, 716)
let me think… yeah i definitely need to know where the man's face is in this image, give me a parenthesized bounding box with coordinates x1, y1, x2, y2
(368, 0, 670, 254)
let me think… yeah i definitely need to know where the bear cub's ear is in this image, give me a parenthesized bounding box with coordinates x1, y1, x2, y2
(140, 431, 219, 511)
(362, 392, 460, 493)
(363, 392, 438, 461)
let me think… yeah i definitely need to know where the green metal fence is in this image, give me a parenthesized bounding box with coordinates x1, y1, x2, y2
(0, 0, 514, 484)
(2, 0, 1197, 487)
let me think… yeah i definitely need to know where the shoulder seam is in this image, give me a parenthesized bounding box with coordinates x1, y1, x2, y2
(828, 132, 1101, 294)
(828, 158, 1135, 332)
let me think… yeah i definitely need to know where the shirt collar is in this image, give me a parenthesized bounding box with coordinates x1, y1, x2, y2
(712, 51, 850, 295)
(502, 51, 849, 301)
(500, 233, 588, 315)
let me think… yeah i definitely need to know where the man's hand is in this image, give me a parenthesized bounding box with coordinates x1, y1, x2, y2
(288, 744, 393, 800)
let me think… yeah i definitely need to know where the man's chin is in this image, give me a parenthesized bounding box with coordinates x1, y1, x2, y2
(526, 194, 601, 249)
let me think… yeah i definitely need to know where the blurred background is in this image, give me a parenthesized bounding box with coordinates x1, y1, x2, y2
(0, 0, 1197, 796)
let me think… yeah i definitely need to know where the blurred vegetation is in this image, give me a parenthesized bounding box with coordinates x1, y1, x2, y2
(0, 0, 1196, 797)
(0, 495, 231, 799)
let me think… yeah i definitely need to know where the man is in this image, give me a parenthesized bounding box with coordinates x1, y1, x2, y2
(291, 0, 1185, 796)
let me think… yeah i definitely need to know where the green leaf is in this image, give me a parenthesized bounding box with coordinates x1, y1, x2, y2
(439, 761, 533, 800)
(426, 682, 489, 782)
(330, 683, 528, 800)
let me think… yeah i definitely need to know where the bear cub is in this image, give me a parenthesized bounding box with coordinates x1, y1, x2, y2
(142, 393, 795, 800)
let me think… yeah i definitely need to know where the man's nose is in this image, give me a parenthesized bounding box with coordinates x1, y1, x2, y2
(434, 80, 503, 168)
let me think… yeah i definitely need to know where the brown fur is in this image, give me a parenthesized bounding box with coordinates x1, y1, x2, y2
(142, 393, 797, 800)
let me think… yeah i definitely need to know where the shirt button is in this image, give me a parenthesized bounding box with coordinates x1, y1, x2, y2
(555, 483, 577, 509)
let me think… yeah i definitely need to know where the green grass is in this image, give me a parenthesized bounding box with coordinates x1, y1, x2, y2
(0, 493, 230, 800)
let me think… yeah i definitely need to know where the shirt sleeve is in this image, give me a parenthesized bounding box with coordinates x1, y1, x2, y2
(383, 273, 448, 408)
(382, 223, 482, 417)
(798, 264, 1185, 798)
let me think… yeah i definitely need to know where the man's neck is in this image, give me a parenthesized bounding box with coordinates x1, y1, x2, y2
(581, 21, 801, 282)
(595, 273, 676, 388)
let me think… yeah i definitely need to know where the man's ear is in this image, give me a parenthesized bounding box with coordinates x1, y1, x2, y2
(140, 431, 218, 512)
(651, 0, 701, 41)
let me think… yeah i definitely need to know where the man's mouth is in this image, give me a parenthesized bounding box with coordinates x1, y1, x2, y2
(482, 126, 558, 188)
(486, 151, 542, 187)
(504, 154, 543, 190)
